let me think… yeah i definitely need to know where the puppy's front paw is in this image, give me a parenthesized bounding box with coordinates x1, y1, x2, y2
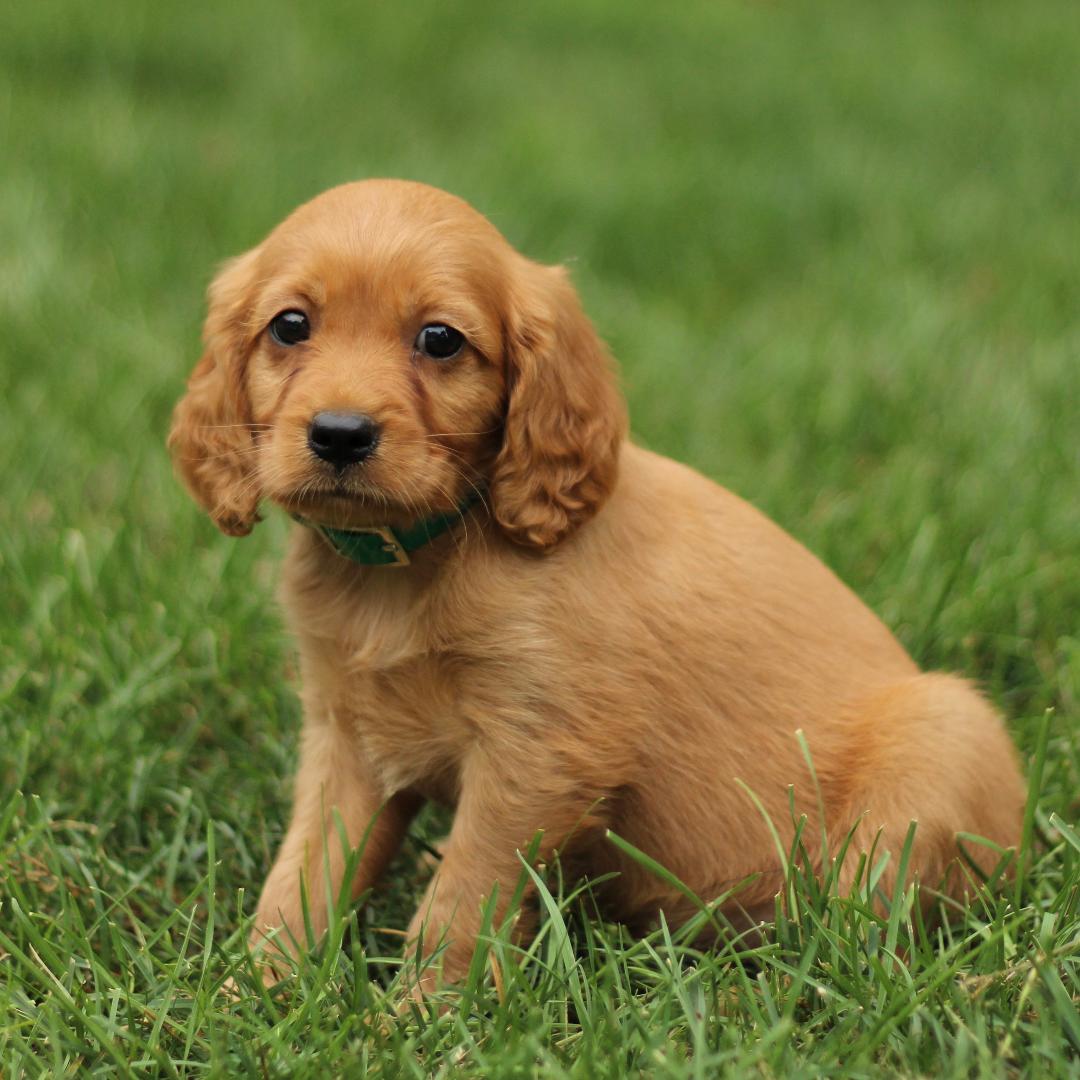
(393, 967, 457, 1020)
(220, 955, 294, 1003)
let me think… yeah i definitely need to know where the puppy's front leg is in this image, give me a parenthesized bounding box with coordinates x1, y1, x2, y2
(252, 715, 419, 977)
(404, 746, 600, 993)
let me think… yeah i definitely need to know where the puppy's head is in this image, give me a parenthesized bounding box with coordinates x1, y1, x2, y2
(168, 180, 626, 548)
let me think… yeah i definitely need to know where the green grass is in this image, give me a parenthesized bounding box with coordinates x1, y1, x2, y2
(2, 0, 1079, 1074)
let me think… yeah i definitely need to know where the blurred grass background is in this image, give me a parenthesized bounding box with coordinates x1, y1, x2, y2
(1, 0, 1078, 1075)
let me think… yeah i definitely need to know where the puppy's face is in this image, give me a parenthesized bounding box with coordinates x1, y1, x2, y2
(243, 184, 509, 530)
(170, 180, 625, 549)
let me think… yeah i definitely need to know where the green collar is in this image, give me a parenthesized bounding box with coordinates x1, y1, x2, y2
(294, 494, 481, 567)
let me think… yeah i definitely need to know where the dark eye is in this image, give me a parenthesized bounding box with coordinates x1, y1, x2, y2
(415, 323, 465, 361)
(268, 310, 310, 346)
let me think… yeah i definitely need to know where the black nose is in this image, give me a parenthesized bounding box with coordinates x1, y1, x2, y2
(308, 411, 380, 468)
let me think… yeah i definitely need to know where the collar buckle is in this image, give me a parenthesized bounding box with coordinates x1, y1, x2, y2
(352, 525, 411, 566)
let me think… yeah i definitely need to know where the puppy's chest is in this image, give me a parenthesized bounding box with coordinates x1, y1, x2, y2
(332, 649, 478, 802)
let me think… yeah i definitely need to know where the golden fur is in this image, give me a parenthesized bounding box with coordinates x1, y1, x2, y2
(169, 179, 1026, 989)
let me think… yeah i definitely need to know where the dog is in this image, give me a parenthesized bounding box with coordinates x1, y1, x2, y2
(168, 179, 1025, 992)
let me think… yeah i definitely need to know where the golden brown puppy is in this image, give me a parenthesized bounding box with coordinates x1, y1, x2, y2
(169, 179, 1025, 990)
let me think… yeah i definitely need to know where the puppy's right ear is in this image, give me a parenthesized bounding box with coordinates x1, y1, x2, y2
(168, 248, 263, 537)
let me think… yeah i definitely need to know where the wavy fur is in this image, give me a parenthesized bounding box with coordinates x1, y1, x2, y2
(167, 180, 1026, 996)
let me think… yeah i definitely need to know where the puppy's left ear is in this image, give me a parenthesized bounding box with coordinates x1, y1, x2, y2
(167, 248, 263, 537)
(493, 262, 627, 549)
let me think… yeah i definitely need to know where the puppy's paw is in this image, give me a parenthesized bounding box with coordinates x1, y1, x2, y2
(392, 970, 456, 1021)
(219, 948, 296, 1003)
(220, 974, 243, 1003)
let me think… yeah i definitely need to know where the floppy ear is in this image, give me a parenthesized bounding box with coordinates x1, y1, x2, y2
(492, 262, 627, 549)
(167, 248, 263, 537)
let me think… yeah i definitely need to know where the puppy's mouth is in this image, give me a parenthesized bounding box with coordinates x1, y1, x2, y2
(317, 484, 359, 501)
(281, 482, 389, 511)
(276, 478, 421, 529)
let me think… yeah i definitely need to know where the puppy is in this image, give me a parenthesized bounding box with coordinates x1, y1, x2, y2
(169, 180, 1025, 990)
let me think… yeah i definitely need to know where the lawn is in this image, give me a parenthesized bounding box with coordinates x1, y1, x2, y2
(1, 0, 1078, 1075)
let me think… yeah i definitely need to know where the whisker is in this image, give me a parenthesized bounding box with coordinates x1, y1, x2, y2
(172, 444, 268, 463)
(194, 423, 273, 432)
(419, 427, 500, 440)
(428, 476, 470, 554)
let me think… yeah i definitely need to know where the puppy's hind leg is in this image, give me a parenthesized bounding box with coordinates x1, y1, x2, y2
(831, 673, 1025, 911)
